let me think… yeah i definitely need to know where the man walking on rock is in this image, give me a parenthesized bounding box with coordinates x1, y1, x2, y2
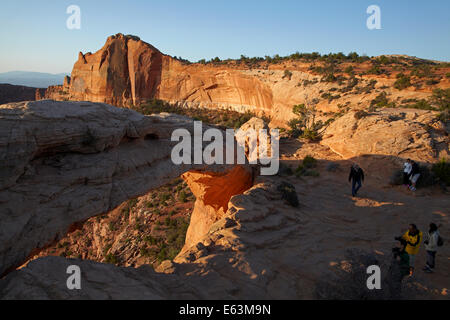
(349, 163, 365, 197)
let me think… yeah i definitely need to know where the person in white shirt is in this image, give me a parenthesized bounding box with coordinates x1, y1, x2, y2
(403, 159, 412, 187)
(423, 223, 440, 273)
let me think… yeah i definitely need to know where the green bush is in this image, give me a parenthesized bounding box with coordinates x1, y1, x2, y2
(303, 155, 317, 169)
(283, 70, 293, 80)
(104, 253, 119, 265)
(432, 159, 450, 186)
(367, 65, 383, 75)
(143, 235, 158, 246)
(322, 73, 337, 82)
(432, 88, 450, 111)
(301, 128, 319, 141)
(400, 99, 434, 111)
(438, 110, 449, 123)
(178, 190, 188, 203)
(417, 165, 435, 188)
(394, 73, 411, 90)
(295, 164, 305, 177)
(277, 182, 299, 207)
(278, 163, 294, 176)
(370, 92, 394, 108)
(344, 66, 354, 74)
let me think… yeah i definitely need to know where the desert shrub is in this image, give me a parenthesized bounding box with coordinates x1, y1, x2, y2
(161, 193, 171, 202)
(432, 158, 450, 186)
(370, 92, 394, 108)
(394, 73, 411, 90)
(178, 190, 188, 203)
(283, 70, 293, 80)
(295, 164, 305, 177)
(400, 99, 434, 111)
(143, 235, 158, 246)
(322, 73, 337, 82)
(108, 222, 116, 231)
(432, 88, 450, 111)
(156, 244, 168, 262)
(104, 253, 119, 265)
(321, 92, 341, 102)
(278, 163, 294, 176)
(301, 128, 320, 140)
(344, 66, 354, 75)
(303, 155, 317, 169)
(446, 73, 450, 79)
(277, 182, 299, 207)
(354, 110, 369, 120)
(416, 165, 435, 188)
(411, 65, 434, 78)
(367, 64, 384, 75)
(438, 110, 450, 123)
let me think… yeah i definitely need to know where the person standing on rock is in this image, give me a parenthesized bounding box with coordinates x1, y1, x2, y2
(423, 223, 440, 273)
(400, 224, 423, 276)
(403, 159, 412, 187)
(409, 160, 421, 192)
(348, 163, 364, 197)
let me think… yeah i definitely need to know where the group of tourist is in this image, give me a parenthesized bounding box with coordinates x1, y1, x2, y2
(394, 223, 443, 277)
(347, 159, 421, 199)
(346, 163, 443, 277)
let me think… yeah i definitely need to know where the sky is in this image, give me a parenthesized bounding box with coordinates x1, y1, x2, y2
(0, 0, 449, 74)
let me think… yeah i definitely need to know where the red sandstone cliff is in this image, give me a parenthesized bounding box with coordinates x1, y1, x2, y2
(40, 33, 450, 127)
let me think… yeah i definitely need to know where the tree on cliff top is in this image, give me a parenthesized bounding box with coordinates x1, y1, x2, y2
(288, 97, 323, 140)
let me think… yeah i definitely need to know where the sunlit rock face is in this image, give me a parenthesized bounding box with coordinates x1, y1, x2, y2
(0, 100, 246, 276)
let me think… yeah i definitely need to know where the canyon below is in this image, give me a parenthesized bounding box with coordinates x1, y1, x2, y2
(0, 34, 449, 300)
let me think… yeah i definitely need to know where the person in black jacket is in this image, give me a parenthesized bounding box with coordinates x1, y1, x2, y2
(409, 161, 421, 191)
(349, 164, 364, 197)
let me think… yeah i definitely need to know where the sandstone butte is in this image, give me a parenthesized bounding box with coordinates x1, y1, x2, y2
(41, 33, 450, 129)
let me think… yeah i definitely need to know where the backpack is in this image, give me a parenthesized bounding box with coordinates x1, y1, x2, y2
(437, 235, 444, 247)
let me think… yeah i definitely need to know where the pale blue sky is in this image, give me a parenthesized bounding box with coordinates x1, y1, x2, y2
(0, 0, 449, 73)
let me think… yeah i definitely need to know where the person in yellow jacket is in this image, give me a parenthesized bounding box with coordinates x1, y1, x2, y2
(401, 224, 423, 276)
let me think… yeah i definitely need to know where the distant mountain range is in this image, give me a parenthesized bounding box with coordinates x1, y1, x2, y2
(0, 71, 68, 88)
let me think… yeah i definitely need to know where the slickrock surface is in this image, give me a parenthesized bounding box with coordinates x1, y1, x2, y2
(0, 100, 235, 276)
(321, 108, 449, 161)
(2, 177, 449, 299)
(1, 101, 449, 300)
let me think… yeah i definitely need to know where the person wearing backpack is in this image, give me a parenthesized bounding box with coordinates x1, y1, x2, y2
(400, 224, 423, 276)
(423, 223, 442, 273)
(409, 161, 421, 192)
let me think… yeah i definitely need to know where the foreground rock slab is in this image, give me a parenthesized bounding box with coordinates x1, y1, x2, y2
(0, 100, 234, 276)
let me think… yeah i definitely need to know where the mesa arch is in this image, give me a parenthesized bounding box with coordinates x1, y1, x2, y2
(0, 100, 253, 276)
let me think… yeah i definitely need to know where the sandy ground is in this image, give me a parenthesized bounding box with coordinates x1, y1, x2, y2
(277, 139, 450, 298)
